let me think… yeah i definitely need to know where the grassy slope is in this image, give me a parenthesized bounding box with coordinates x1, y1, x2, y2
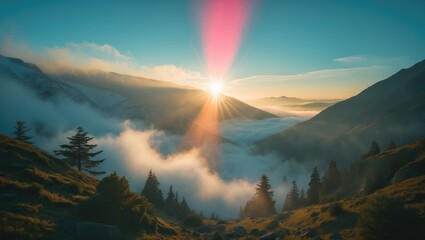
(0, 134, 98, 239)
(212, 175, 425, 240)
(1, 133, 424, 240)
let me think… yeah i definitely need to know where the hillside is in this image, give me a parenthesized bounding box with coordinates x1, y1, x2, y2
(0, 135, 189, 240)
(184, 139, 425, 240)
(0, 134, 98, 239)
(1, 135, 425, 239)
(256, 58, 425, 168)
(0, 55, 276, 135)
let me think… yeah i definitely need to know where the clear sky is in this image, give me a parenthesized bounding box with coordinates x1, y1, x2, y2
(1, 0, 424, 99)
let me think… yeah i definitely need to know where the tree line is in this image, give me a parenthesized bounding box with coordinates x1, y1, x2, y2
(10, 120, 401, 219)
(240, 140, 398, 217)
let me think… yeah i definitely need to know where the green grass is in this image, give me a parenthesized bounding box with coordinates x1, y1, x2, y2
(0, 134, 98, 239)
(1, 133, 424, 240)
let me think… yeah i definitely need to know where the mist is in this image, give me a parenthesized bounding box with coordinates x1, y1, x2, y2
(0, 77, 313, 218)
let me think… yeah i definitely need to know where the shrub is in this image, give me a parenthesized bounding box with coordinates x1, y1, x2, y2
(357, 195, 425, 240)
(183, 213, 203, 228)
(328, 201, 343, 216)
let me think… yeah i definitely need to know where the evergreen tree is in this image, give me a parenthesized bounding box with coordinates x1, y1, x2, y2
(321, 160, 341, 195)
(78, 172, 155, 233)
(13, 120, 32, 144)
(210, 212, 216, 220)
(55, 127, 105, 175)
(283, 180, 299, 211)
(362, 140, 381, 159)
(244, 175, 276, 218)
(141, 170, 164, 208)
(299, 188, 306, 207)
(307, 166, 321, 205)
(165, 185, 176, 216)
(387, 141, 397, 150)
(180, 197, 191, 217)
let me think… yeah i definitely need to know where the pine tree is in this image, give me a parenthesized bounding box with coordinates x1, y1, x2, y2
(141, 170, 164, 208)
(299, 188, 306, 207)
(362, 140, 381, 159)
(13, 120, 32, 144)
(321, 160, 341, 195)
(388, 141, 397, 150)
(283, 180, 299, 211)
(55, 127, 104, 175)
(244, 175, 276, 218)
(180, 197, 191, 217)
(165, 185, 176, 216)
(210, 212, 216, 220)
(307, 166, 321, 205)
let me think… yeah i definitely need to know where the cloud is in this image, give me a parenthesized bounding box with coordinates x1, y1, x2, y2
(225, 65, 391, 100)
(230, 66, 383, 85)
(1, 75, 313, 218)
(333, 55, 365, 63)
(0, 37, 205, 88)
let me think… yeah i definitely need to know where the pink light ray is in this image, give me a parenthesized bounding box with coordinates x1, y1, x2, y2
(201, 0, 252, 79)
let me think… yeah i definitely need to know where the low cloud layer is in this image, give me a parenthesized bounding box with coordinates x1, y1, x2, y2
(0, 37, 206, 89)
(0, 76, 312, 218)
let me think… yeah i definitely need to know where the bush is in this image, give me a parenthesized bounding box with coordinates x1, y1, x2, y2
(357, 195, 425, 240)
(183, 213, 203, 228)
(328, 201, 343, 216)
(78, 172, 155, 234)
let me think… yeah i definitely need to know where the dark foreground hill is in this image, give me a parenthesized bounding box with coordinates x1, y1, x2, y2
(0, 135, 177, 240)
(0, 134, 98, 239)
(256, 58, 425, 168)
(1, 133, 425, 239)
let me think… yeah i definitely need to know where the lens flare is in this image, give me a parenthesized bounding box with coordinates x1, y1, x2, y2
(201, 0, 252, 78)
(183, 0, 253, 168)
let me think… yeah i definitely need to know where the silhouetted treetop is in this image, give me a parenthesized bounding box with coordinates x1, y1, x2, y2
(141, 170, 164, 208)
(54, 126, 105, 175)
(307, 166, 321, 205)
(13, 120, 32, 144)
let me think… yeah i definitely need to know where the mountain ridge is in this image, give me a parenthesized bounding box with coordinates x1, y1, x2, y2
(0, 55, 276, 136)
(256, 58, 425, 168)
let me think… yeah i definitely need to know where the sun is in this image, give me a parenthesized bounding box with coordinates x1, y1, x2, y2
(209, 81, 223, 97)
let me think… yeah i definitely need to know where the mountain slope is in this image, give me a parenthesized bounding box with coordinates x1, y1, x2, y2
(0, 55, 276, 135)
(256, 59, 425, 167)
(0, 134, 98, 239)
(54, 71, 276, 133)
(245, 96, 340, 118)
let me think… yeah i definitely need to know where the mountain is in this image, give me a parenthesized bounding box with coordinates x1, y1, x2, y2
(256, 59, 425, 168)
(245, 96, 340, 118)
(54, 71, 276, 133)
(0, 55, 275, 135)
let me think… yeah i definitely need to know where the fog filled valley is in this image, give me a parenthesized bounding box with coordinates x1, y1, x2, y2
(1, 54, 425, 239)
(0, 55, 310, 218)
(1, 1, 425, 239)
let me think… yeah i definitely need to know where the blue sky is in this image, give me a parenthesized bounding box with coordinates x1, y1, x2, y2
(1, 0, 424, 99)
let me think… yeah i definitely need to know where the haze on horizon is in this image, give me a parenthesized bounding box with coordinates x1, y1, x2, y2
(1, 0, 425, 100)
